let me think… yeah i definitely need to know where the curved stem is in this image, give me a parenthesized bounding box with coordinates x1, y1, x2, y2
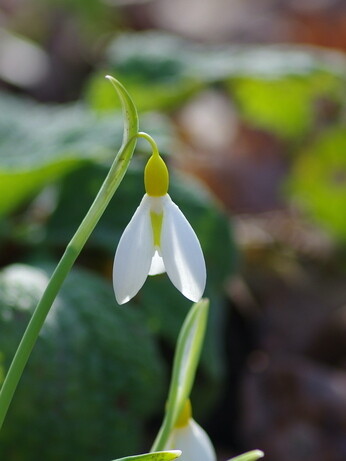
(137, 131, 160, 157)
(0, 76, 139, 431)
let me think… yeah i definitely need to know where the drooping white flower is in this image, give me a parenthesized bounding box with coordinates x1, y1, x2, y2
(165, 400, 216, 461)
(113, 146, 206, 304)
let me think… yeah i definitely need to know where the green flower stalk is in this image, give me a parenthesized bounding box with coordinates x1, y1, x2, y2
(0, 76, 138, 431)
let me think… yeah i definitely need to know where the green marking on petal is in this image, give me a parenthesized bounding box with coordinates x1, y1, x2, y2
(150, 211, 163, 246)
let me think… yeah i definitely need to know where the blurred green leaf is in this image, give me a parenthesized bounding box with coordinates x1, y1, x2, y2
(0, 91, 173, 216)
(0, 264, 165, 461)
(0, 92, 124, 215)
(85, 31, 346, 126)
(85, 33, 205, 112)
(112, 451, 181, 461)
(287, 126, 346, 239)
(0, 94, 122, 169)
(229, 72, 343, 138)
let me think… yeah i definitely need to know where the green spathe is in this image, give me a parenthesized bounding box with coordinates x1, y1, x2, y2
(151, 299, 209, 451)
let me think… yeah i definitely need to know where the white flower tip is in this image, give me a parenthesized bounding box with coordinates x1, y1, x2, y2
(115, 293, 131, 305)
(187, 273, 207, 302)
(185, 291, 202, 303)
(178, 261, 206, 303)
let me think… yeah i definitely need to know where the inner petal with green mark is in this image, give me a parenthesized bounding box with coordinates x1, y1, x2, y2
(150, 211, 163, 247)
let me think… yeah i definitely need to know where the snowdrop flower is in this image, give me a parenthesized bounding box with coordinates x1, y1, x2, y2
(165, 399, 216, 461)
(113, 139, 206, 304)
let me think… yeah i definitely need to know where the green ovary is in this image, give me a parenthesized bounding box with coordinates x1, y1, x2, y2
(144, 154, 169, 196)
(150, 211, 163, 246)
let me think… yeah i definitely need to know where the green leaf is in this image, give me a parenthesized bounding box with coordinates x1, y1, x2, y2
(112, 450, 181, 461)
(228, 450, 264, 461)
(287, 125, 346, 239)
(194, 45, 346, 81)
(0, 92, 124, 215)
(0, 88, 174, 217)
(84, 32, 204, 112)
(96, 32, 346, 83)
(229, 72, 344, 139)
(0, 264, 165, 461)
(85, 31, 346, 122)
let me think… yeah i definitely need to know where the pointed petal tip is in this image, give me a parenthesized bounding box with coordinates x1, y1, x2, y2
(179, 273, 206, 304)
(115, 293, 131, 305)
(186, 293, 202, 303)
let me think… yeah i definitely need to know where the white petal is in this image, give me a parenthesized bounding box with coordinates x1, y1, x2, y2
(113, 195, 154, 304)
(166, 420, 216, 461)
(160, 195, 206, 302)
(149, 249, 166, 276)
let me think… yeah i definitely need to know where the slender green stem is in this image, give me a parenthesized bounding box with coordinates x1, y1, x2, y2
(0, 76, 139, 431)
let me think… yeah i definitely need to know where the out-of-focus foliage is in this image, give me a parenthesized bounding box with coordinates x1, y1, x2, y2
(0, 94, 120, 214)
(86, 33, 204, 112)
(229, 72, 342, 139)
(0, 264, 164, 461)
(86, 32, 346, 123)
(288, 126, 346, 239)
(0, 92, 171, 215)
